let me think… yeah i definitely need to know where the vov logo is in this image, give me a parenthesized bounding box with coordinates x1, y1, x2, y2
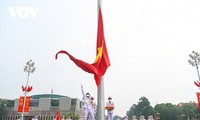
(7, 7, 40, 18)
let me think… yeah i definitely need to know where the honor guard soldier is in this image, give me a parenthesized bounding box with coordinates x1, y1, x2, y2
(81, 84, 95, 120)
(32, 116, 38, 120)
(66, 116, 71, 120)
(139, 115, 146, 120)
(105, 96, 115, 120)
(88, 96, 97, 120)
(124, 116, 128, 120)
(132, 115, 137, 120)
(147, 115, 154, 120)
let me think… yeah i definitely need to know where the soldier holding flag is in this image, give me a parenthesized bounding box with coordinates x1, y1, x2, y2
(105, 96, 114, 120)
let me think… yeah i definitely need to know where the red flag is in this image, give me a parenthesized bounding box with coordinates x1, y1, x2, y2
(56, 50, 101, 76)
(93, 7, 110, 86)
(56, 111, 61, 120)
(55, 7, 110, 87)
(196, 92, 200, 109)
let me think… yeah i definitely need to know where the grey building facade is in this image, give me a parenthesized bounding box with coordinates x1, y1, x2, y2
(2, 94, 84, 120)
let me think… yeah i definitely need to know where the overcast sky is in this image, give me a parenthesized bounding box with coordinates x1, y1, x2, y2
(1, 0, 200, 117)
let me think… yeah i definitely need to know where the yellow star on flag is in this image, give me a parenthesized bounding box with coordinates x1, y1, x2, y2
(94, 41, 103, 63)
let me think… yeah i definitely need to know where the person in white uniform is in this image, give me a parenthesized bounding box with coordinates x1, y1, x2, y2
(147, 115, 154, 120)
(81, 84, 95, 120)
(61, 116, 65, 120)
(105, 96, 115, 120)
(88, 96, 97, 120)
(132, 115, 137, 120)
(124, 116, 128, 120)
(32, 116, 38, 120)
(139, 115, 146, 120)
(66, 116, 71, 120)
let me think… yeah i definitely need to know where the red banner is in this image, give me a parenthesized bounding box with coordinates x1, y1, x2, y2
(18, 96, 24, 112)
(196, 92, 200, 109)
(18, 96, 30, 112)
(24, 96, 30, 112)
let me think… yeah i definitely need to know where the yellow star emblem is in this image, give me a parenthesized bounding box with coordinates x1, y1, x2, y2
(94, 40, 104, 63)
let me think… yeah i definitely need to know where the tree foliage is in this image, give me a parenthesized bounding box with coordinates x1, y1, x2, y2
(154, 103, 178, 120)
(126, 97, 200, 120)
(60, 112, 80, 120)
(177, 103, 200, 120)
(127, 96, 154, 119)
(0, 99, 8, 120)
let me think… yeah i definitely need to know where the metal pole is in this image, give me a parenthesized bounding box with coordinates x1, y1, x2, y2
(188, 51, 200, 82)
(195, 63, 200, 81)
(21, 59, 35, 120)
(21, 72, 30, 120)
(97, 76, 105, 120)
(97, 0, 105, 120)
(98, 0, 102, 7)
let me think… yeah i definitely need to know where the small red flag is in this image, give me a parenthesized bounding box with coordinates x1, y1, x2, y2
(196, 92, 200, 109)
(56, 111, 61, 120)
(55, 7, 110, 87)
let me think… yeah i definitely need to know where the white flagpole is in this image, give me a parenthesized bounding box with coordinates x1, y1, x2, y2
(97, 0, 105, 119)
(97, 77, 105, 120)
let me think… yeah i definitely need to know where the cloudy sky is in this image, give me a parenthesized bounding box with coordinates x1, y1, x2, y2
(1, 0, 200, 117)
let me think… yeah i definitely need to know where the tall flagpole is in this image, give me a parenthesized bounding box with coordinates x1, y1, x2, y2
(97, 0, 105, 119)
(97, 77, 105, 120)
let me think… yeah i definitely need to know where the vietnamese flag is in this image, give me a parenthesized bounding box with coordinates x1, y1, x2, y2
(93, 7, 110, 86)
(55, 7, 110, 87)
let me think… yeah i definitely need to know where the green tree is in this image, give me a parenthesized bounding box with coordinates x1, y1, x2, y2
(125, 96, 200, 120)
(127, 104, 138, 119)
(127, 96, 154, 119)
(154, 103, 178, 120)
(66, 112, 79, 120)
(136, 96, 154, 118)
(177, 103, 200, 120)
(6, 100, 14, 107)
(0, 99, 8, 120)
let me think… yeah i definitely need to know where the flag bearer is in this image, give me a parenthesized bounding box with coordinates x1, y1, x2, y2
(105, 96, 115, 120)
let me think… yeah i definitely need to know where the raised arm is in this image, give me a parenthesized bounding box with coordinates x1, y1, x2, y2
(81, 84, 85, 97)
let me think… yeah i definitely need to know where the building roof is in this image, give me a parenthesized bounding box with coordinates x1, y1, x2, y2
(30, 94, 68, 99)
